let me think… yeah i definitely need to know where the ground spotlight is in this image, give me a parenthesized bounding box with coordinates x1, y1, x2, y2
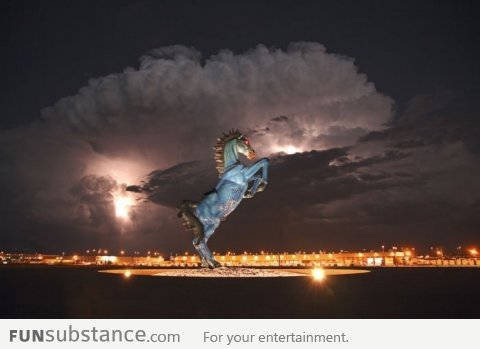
(311, 268, 325, 282)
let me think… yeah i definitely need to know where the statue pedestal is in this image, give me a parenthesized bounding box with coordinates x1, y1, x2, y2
(99, 267, 369, 278)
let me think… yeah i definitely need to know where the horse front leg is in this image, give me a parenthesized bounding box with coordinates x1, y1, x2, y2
(244, 158, 270, 198)
(244, 175, 262, 198)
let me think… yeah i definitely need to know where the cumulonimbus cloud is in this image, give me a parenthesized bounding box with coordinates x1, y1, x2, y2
(42, 42, 393, 160)
(0, 42, 394, 251)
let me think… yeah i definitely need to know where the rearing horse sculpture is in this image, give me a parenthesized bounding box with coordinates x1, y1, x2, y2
(178, 129, 269, 268)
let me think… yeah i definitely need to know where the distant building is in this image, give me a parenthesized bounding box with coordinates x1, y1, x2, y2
(1, 249, 477, 267)
(172, 251, 412, 267)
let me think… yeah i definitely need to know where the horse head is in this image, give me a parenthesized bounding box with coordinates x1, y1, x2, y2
(235, 135, 256, 160)
(214, 129, 256, 177)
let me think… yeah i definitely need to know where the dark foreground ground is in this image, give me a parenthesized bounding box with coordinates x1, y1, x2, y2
(0, 265, 479, 318)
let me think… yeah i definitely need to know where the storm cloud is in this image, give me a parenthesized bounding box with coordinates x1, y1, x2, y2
(0, 42, 393, 252)
(138, 96, 480, 252)
(1, 42, 478, 254)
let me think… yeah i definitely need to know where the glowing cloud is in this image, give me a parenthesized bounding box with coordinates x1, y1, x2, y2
(274, 145, 302, 155)
(114, 194, 134, 219)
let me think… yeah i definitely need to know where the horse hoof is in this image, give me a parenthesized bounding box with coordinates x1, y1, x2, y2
(257, 181, 268, 192)
(208, 260, 222, 268)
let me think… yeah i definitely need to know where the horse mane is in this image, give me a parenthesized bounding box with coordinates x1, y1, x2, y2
(214, 129, 243, 176)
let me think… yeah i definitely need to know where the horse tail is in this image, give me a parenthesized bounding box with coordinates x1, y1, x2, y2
(178, 200, 204, 242)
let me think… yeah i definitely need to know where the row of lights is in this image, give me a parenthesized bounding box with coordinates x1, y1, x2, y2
(2, 245, 478, 256)
(44, 246, 479, 259)
(84, 249, 161, 256)
(185, 246, 479, 257)
(175, 248, 480, 263)
(2, 248, 478, 259)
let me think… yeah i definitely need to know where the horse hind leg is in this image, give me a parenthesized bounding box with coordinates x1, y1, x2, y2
(179, 201, 221, 269)
(178, 200, 204, 241)
(192, 237, 209, 268)
(194, 239, 221, 269)
(179, 201, 210, 267)
(200, 224, 221, 269)
(203, 244, 221, 269)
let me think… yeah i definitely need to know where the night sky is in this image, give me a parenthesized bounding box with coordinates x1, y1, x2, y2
(1, 0, 479, 255)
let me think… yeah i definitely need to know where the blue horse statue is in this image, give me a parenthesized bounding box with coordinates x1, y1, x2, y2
(179, 129, 270, 268)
